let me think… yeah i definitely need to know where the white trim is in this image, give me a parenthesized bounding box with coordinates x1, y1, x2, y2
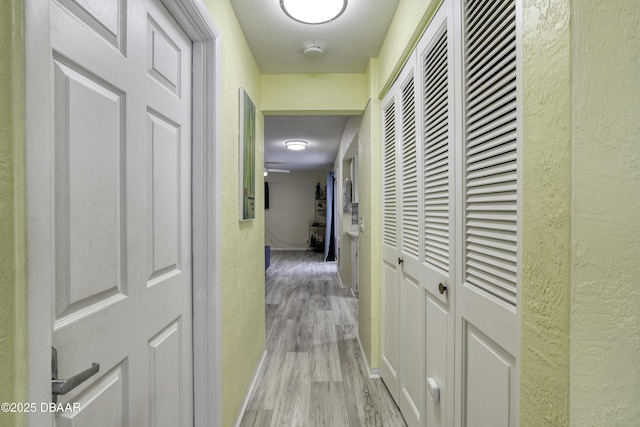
(270, 247, 308, 251)
(336, 271, 350, 289)
(514, 0, 524, 421)
(24, 1, 222, 426)
(357, 333, 380, 378)
(160, 2, 223, 426)
(25, 2, 54, 425)
(232, 350, 268, 427)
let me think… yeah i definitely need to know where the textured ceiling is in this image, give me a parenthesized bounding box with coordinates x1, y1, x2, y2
(230, 1, 399, 171)
(264, 115, 349, 172)
(230, 0, 399, 74)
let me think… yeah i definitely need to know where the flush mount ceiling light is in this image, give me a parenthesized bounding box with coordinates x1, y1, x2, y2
(280, 0, 347, 25)
(285, 140, 308, 151)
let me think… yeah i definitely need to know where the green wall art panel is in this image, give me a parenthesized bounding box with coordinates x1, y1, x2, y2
(239, 88, 256, 220)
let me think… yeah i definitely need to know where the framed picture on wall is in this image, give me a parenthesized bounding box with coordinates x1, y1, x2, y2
(239, 88, 256, 220)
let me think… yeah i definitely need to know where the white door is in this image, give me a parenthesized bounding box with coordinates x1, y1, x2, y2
(380, 52, 424, 427)
(416, 1, 456, 426)
(396, 53, 425, 427)
(380, 87, 401, 401)
(49, 0, 193, 424)
(454, 0, 520, 425)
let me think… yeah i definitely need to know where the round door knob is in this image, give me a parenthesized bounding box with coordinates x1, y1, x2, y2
(438, 283, 447, 295)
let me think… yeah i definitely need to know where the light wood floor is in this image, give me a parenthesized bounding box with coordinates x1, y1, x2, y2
(240, 250, 406, 427)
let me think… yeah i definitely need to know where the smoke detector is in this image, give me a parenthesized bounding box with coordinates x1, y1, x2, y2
(304, 44, 324, 59)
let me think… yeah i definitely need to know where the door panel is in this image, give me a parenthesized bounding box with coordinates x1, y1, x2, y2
(56, 363, 127, 426)
(425, 295, 449, 426)
(417, 2, 455, 426)
(51, 0, 193, 424)
(381, 258, 400, 390)
(56, 0, 126, 51)
(456, 0, 520, 425)
(397, 58, 424, 427)
(149, 319, 184, 427)
(400, 275, 422, 423)
(53, 57, 126, 320)
(147, 110, 182, 284)
(380, 92, 401, 400)
(463, 324, 515, 427)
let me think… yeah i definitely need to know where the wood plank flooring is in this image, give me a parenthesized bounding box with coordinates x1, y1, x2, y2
(240, 250, 406, 427)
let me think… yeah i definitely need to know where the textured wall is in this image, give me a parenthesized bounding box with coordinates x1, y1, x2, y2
(357, 60, 382, 368)
(261, 74, 367, 114)
(570, 2, 640, 425)
(520, 0, 572, 425)
(202, 1, 266, 426)
(334, 116, 362, 286)
(376, 0, 442, 96)
(0, 1, 27, 427)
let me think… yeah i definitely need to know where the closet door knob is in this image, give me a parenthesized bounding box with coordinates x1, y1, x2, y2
(438, 283, 447, 295)
(398, 257, 404, 265)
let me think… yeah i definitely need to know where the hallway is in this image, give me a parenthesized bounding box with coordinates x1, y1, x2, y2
(240, 251, 406, 426)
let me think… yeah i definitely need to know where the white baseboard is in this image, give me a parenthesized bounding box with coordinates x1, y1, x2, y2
(232, 349, 268, 427)
(357, 333, 380, 378)
(336, 271, 353, 290)
(270, 247, 307, 251)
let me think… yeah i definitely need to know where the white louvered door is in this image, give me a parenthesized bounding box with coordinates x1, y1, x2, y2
(455, 0, 520, 425)
(380, 1, 521, 425)
(417, 2, 456, 426)
(380, 52, 425, 427)
(380, 85, 401, 402)
(397, 52, 425, 427)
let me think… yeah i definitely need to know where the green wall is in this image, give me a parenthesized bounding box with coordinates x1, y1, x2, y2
(0, 1, 27, 427)
(261, 73, 367, 114)
(376, 0, 443, 96)
(570, 1, 640, 425)
(356, 58, 382, 369)
(520, 0, 572, 425)
(201, 1, 266, 426)
(4, 1, 637, 426)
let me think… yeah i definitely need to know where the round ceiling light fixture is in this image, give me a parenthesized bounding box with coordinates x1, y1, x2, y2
(280, 0, 347, 25)
(285, 140, 308, 151)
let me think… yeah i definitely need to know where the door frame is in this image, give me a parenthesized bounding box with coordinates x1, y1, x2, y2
(24, 1, 223, 426)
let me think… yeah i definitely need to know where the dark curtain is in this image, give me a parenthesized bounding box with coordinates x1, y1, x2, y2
(324, 172, 336, 261)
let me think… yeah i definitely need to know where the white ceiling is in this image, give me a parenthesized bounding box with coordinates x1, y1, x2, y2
(230, 0, 399, 171)
(264, 115, 349, 172)
(230, 0, 399, 74)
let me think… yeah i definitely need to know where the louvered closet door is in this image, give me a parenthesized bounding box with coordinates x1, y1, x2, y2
(416, 1, 456, 426)
(397, 52, 425, 427)
(455, 0, 520, 425)
(380, 83, 401, 402)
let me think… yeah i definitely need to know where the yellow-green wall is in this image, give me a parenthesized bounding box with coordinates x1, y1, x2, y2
(5, 1, 638, 426)
(0, 1, 27, 427)
(201, 1, 266, 426)
(261, 73, 367, 114)
(520, 0, 572, 425)
(570, 1, 640, 425)
(356, 58, 382, 369)
(376, 0, 443, 96)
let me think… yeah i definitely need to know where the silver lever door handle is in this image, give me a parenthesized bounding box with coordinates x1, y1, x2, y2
(52, 363, 100, 396)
